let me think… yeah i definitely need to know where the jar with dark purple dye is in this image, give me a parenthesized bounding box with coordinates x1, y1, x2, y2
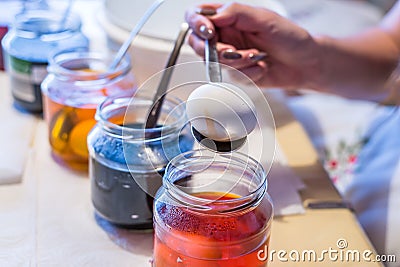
(88, 94, 193, 229)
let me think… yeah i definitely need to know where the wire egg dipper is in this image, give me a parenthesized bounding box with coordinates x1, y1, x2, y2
(185, 38, 257, 152)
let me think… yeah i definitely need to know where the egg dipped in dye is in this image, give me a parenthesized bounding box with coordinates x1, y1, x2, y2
(186, 82, 257, 143)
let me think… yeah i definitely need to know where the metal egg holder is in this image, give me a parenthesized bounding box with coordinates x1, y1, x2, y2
(187, 38, 256, 153)
(142, 32, 258, 155)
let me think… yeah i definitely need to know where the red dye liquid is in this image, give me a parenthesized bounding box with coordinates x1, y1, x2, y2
(153, 192, 271, 267)
(0, 26, 8, 70)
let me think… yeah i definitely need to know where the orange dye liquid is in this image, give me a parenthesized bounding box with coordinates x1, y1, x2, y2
(153, 192, 270, 267)
(43, 67, 135, 171)
(43, 93, 97, 171)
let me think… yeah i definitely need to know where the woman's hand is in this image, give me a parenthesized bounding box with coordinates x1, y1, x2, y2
(186, 2, 400, 101)
(185, 3, 322, 89)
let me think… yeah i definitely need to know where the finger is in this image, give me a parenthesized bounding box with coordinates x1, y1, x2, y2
(188, 34, 268, 68)
(236, 63, 269, 85)
(188, 33, 237, 58)
(220, 49, 268, 69)
(185, 4, 223, 40)
(225, 64, 266, 86)
(188, 33, 206, 57)
(194, 6, 217, 16)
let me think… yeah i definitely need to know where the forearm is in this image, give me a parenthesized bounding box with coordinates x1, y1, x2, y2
(309, 4, 400, 101)
(311, 29, 399, 101)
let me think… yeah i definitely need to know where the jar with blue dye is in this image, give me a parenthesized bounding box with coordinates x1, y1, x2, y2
(1, 7, 89, 113)
(87, 95, 194, 229)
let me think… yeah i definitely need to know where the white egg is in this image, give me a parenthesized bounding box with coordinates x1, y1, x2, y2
(186, 82, 257, 142)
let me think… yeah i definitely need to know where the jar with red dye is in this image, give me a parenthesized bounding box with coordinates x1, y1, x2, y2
(153, 150, 274, 267)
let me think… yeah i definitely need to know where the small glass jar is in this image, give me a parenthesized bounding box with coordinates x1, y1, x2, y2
(88, 95, 194, 229)
(1, 7, 89, 112)
(41, 51, 136, 171)
(0, 0, 23, 70)
(153, 150, 273, 266)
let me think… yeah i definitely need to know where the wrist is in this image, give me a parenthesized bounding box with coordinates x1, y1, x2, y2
(303, 34, 331, 92)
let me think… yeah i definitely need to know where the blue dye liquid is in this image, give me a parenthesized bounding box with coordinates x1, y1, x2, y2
(90, 123, 194, 229)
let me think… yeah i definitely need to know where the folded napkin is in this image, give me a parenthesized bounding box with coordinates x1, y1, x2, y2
(267, 144, 306, 216)
(0, 72, 38, 184)
(243, 116, 306, 216)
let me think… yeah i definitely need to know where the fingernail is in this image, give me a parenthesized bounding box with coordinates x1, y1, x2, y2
(199, 24, 214, 39)
(222, 50, 242, 60)
(196, 7, 217, 16)
(249, 52, 268, 62)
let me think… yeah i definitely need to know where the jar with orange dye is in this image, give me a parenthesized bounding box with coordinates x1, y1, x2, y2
(41, 50, 136, 171)
(153, 150, 274, 267)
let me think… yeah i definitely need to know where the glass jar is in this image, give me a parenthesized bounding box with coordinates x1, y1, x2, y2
(41, 51, 136, 171)
(153, 150, 273, 266)
(0, 0, 23, 70)
(1, 7, 89, 113)
(88, 95, 194, 229)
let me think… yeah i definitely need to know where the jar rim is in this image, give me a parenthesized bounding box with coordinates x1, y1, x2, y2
(13, 9, 82, 38)
(96, 94, 188, 141)
(48, 50, 131, 82)
(163, 149, 268, 212)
